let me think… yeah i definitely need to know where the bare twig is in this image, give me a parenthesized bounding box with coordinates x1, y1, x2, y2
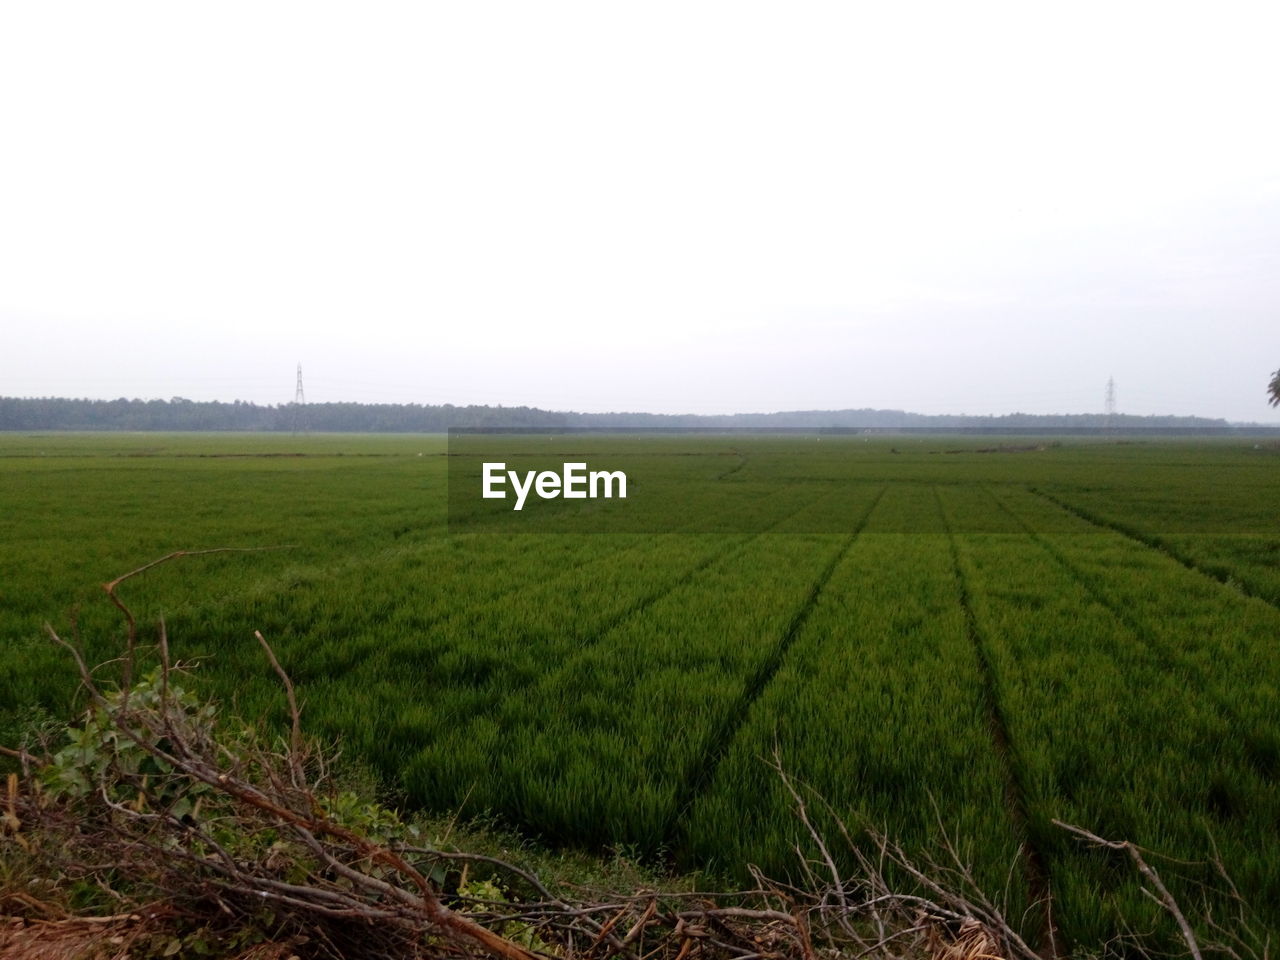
(1054, 820, 1203, 960)
(101, 545, 294, 695)
(254, 630, 304, 788)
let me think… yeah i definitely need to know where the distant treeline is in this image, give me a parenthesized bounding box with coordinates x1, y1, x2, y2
(0, 395, 1249, 433)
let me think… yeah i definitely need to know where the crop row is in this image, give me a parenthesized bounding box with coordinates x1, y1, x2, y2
(397, 486, 887, 848)
(949, 485, 1280, 945)
(681, 485, 1030, 925)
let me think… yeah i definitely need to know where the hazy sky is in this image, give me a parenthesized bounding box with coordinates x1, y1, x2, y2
(2, 2, 1278, 421)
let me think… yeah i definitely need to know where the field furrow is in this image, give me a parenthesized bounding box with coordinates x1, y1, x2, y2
(1030, 486, 1280, 613)
(935, 487, 1055, 952)
(412, 489, 889, 851)
(664, 485, 888, 838)
(945, 484, 1280, 944)
(679, 486, 1029, 930)
(987, 486, 1280, 726)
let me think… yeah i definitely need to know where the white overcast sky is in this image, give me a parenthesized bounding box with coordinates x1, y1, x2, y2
(2, 2, 1279, 421)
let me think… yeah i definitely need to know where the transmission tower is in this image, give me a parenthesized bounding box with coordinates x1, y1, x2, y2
(292, 363, 307, 434)
(1105, 376, 1116, 424)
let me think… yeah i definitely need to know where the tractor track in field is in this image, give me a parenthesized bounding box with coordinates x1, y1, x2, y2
(935, 487, 1061, 959)
(981, 486, 1233, 711)
(1028, 487, 1280, 616)
(292, 486, 813, 680)
(281, 535, 652, 681)
(715, 449, 749, 481)
(434, 482, 833, 669)
(665, 485, 888, 849)
(542, 484, 846, 664)
(452, 485, 851, 715)
(367, 486, 848, 720)
(986, 487, 1280, 790)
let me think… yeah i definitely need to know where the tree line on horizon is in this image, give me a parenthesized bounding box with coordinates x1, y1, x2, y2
(0, 395, 1242, 432)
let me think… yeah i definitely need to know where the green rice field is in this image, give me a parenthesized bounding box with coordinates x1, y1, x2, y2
(3, 431, 1280, 949)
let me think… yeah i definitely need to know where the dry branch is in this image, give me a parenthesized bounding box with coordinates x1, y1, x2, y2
(101, 546, 294, 695)
(1053, 820, 1203, 960)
